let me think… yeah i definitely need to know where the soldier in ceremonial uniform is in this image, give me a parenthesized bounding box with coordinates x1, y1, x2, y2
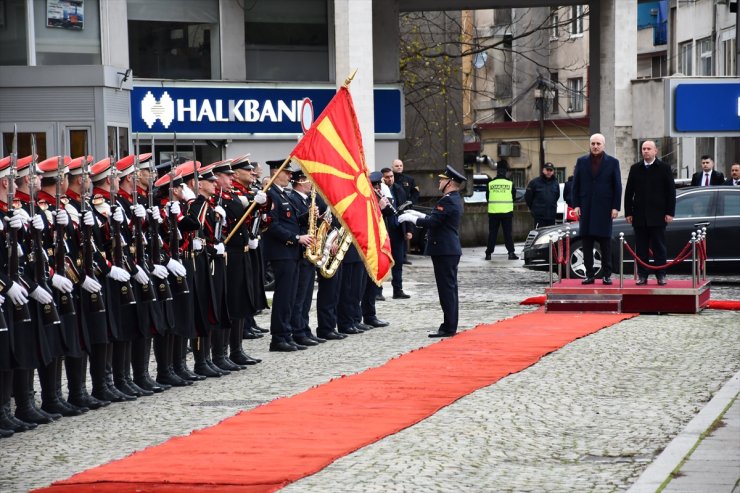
(263, 160, 312, 351)
(362, 172, 390, 328)
(213, 159, 262, 366)
(287, 169, 324, 346)
(399, 165, 465, 338)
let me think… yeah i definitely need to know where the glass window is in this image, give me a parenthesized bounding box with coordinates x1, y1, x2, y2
(570, 5, 584, 36)
(567, 77, 583, 113)
(675, 192, 712, 219)
(107, 126, 129, 160)
(550, 72, 559, 114)
(651, 55, 667, 78)
(720, 30, 736, 76)
(34, 0, 101, 65)
(696, 37, 713, 76)
(69, 129, 89, 158)
(720, 192, 740, 217)
(549, 7, 559, 39)
(2, 132, 47, 161)
(129, 21, 213, 79)
(678, 41, 692, 75)
(0, 0, 29, 65)
(244, 0, 329, 81)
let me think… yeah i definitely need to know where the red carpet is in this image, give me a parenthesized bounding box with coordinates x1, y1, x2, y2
(35, 310, 635, 493)
(521, 296, 740, 311)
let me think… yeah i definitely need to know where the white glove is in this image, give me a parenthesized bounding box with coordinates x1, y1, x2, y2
(8, 214, 24, 230)
(6, 282, 28, 305)
(248, 238, 259, 250)
(133, 266, 150, 285)
(192, 238, 203, 251)
(215, 243, 225, 255)
(166, 258, 187, 277)
(31, 214, 45, 231)
(0, 217, 3, 231)
(54, 209, 69, 226)
(148, 206, 163, 223)
(13, 208, 30, 224)
(112, 207, 124, 223)
(0, 294, 4, 305)
(81, 276, 102, 293)
(83, 210, 95, 226)
(168, 201, 181, 216)
(408, 210, 426, 218)
(214, 205, 227, 220)
(107, 265, 131, 282)
(397, 213, 418, 225)
(132, 204, 146, 219)
(254, 191, 267, 205)
(29, 286, 53, 305)
(151, 264, 168, 279)
(181, 184, 196, 202)
(51, 274, 74, 293)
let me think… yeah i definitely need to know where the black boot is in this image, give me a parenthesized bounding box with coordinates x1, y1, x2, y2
(40, 359, 83, 417)
(88, 344, 115, 405)
(193, 337, 222, 378)
(154, 334, 190, 387)
(13, 370, 54, 424)
(111, 342, 137, 400)
(1, 371, 36, 432)
(133, 337, 162, 394)
(211, 329, 240, 371)
(58, 357, 89, 414)
(173, 335, 203, 381)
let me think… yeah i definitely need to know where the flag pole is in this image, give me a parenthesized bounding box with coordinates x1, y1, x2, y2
(224, 156, 292, 245)
(343, 68, 358, 88)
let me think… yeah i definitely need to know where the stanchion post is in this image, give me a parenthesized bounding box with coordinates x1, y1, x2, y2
(701, 227, 707, 281)
(565, 226, 571, 279)
(548, 233, 554, 288)
(556, 229, 563, 282)
(619, 232, 624, 288)
(691, 232, 697, 288)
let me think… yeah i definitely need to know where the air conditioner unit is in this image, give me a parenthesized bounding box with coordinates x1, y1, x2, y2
(497, 143, 521, 158)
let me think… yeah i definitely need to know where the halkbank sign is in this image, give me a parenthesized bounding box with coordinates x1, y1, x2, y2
(130, 85, 403, 137)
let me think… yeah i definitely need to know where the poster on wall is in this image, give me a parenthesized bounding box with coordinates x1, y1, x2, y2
(47, 0, 84, 30)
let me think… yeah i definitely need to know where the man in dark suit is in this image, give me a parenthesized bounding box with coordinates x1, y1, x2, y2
(691, 156, 726, 186)
(398, 165, 465, 338)
(624, 140, 676, 286)
(724, 163, 739, 186)
(263, 162, 313, 352)
(382, 167, 411, 299)
(571, 133, 622, 285)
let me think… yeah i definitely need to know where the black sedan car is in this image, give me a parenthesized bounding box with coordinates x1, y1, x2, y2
(522, 186, 740, 278)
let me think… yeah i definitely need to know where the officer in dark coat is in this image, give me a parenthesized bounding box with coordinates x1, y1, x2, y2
(624, 140, 676, 286)
(525, 162, 560, 228)
(571, 133, 622, 285)
(263, 161, 313, 351)
(398, 165, 465, 338)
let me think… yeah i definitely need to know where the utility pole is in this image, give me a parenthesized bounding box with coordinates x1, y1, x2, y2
(534, 75, 549, 172)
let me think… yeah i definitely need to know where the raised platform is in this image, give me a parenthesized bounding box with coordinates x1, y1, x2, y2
(545, 278, 711, 314)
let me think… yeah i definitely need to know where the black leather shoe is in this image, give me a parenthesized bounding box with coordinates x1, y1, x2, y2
(135, 378, 166, 394)
(484, 253, 491, 260)
(393, 290, 410, 299)
(253, 325, 269, 333)
(338, 326, 362, 335)
(293, 335, 318, 346)
(317, 331, 345, 340)
(0, 427, 13, 438)
(69, 392, 109, 410)
(125, 379, 154, 397)
(207, 360, 230, 375)
(230, 352, 261, 365)
(365, 317, 389, 327)
(375, 293, 385, 301)
(91, 385, 125, 404)
(635, 277, 648, 285)
(243, 328, 263, 339)
(602, 276, 612, 285)
(428, 331, 456, 338)
(309, 334, 327, 344)
(289, 342, 308, 350)
(270, 340, 298, 352)
(213, 357, 243, 372)
(657, 276, 667, 286)
(581, 277, 595, 285)
(157, 372, 192, 387)
(193, 363, 222, 378)
(356, 323, 374, 331)
(508, 253, 519, 260)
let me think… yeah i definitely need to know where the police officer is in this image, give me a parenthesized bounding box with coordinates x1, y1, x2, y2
(398, 165, 465, 338)
(484, 164, 518, 261)
(525, 162, 560, 228)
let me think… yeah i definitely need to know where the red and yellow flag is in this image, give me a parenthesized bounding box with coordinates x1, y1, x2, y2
(290, 86, 393, 285)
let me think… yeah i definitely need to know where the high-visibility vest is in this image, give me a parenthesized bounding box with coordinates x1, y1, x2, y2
(487, 179, 514, 214)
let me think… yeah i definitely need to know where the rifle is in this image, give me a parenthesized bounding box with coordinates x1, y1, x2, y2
(53, 146, 76, 317)
(6, 126, 31, 323)
(109, 155, 136, 305)
(131, 135, 156, 302)
(79, 144, 105, 313)
(167, 136, 189, 294)
(147, 137, 173, 300)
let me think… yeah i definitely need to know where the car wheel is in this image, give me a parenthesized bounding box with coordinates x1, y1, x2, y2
(568, 240, 602, 279)
(264, 263, 275, 292)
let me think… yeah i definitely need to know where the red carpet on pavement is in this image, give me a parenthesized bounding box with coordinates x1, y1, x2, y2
(34, 309, 635, 493)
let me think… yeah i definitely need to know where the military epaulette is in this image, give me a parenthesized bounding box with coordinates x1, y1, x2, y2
(37, 199, 50, 211)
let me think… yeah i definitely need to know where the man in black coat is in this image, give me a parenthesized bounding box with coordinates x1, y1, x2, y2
(690, 156, 725, 186)
(525, 162, 560, 228)
(382, 167, 412, 299)
(724, 163, 739, 186)
(624, 140, 676, 286)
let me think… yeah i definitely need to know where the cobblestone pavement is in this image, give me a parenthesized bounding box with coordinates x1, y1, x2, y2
(1, 246, 738, 493)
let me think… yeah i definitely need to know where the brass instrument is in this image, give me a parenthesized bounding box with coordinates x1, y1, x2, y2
(303, 188, 352, 278)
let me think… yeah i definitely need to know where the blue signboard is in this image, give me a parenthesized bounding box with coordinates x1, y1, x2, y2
(130, 86, 403, 136)
(674, 82, 740, 133)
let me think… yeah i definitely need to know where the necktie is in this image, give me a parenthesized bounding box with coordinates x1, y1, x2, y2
(704, 174, 710, 186)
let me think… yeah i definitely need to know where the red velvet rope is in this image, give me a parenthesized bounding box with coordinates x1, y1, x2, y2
(623, 240, 693, 271)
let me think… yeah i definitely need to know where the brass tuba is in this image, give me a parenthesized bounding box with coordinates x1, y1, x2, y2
(304, 188, 352, 278)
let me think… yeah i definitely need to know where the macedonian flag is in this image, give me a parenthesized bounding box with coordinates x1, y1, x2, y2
(290, 86, 394, 285)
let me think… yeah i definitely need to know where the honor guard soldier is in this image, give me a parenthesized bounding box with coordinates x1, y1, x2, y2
(263, 160, 313, 351)
(230, 156, 269, 338)
(398, 165, 465, 338)
(362, 172, 390, 328)
(63, 155, 110, 410)
(213, 159, 263, 366)
(153, 166, 202, 385)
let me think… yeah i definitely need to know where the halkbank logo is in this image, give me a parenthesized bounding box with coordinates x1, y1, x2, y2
(141, 91, 175, 129)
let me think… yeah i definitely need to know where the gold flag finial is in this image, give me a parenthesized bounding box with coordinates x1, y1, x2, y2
(343, 69, 358, 88)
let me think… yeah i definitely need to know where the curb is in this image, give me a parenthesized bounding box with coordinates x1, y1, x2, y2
(626, 369, 740, 493)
